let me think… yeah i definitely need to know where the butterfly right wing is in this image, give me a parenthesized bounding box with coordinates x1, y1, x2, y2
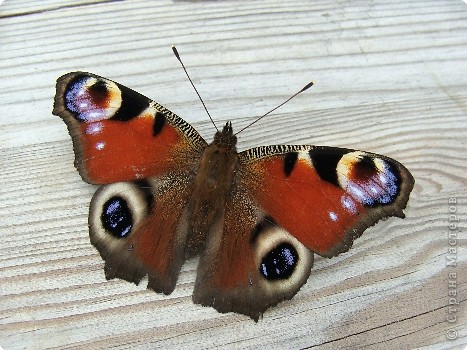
(193, 145, 414, 320)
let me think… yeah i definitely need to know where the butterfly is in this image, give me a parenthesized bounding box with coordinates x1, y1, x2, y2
(53, 68, 414, 321)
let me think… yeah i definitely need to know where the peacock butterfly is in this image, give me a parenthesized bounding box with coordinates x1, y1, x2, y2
(53, 52, 414, 321)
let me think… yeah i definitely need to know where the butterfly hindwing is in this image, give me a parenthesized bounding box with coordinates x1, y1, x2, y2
(193, 180, 314, 321)
(89, 173, 195, 294)
(53, 72, 207, 184)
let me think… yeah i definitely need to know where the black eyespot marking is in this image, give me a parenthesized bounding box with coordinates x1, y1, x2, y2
(284, 152, 298, 177)
(88, 80, 109, 102)
(112, 83, 150, 121)
(352, 156, 377, 181)
(250, 216, 277, 244)
(309, 148, 347, 186)
(356, 160, 402, 207)
(101, 196, 133, 238)
(153, 111, 166, 136)
(260, 242, 299, 280)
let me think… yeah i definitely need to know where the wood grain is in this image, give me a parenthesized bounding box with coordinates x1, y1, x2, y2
(1, 0, 466, 349)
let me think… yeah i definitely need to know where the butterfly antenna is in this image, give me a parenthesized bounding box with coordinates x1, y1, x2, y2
(234, 81, 314, 136)
(172, 46, 218, 131)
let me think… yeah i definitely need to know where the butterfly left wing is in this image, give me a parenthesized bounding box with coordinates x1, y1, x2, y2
(193, 145, 414, 320)
(53, 72, 208, 295)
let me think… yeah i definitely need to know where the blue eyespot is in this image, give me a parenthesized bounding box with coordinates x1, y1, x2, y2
(260, 243, 298, 280)
(101, 196, 133, 238)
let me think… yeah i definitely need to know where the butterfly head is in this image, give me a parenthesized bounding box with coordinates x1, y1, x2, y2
(213, 121, 237, 150)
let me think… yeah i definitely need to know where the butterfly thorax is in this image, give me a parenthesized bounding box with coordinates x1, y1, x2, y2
(185, 122, 239, 257)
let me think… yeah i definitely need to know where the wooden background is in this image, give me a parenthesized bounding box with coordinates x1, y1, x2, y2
(1, 0, 466, 349)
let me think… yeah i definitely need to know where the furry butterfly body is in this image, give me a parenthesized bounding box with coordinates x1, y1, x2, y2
(53, 72, 414, 321)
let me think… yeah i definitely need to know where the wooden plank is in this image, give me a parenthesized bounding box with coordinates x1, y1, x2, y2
(0, 0, 118, 18)
(1, 0, 466, 349)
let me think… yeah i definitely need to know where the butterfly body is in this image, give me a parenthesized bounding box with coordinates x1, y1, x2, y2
(53, 72, 414, 321)
(185, 122, 239, 257)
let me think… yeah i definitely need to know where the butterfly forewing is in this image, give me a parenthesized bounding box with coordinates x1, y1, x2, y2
(238, 145, 415, 257)
(53, 72, 206, 184)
